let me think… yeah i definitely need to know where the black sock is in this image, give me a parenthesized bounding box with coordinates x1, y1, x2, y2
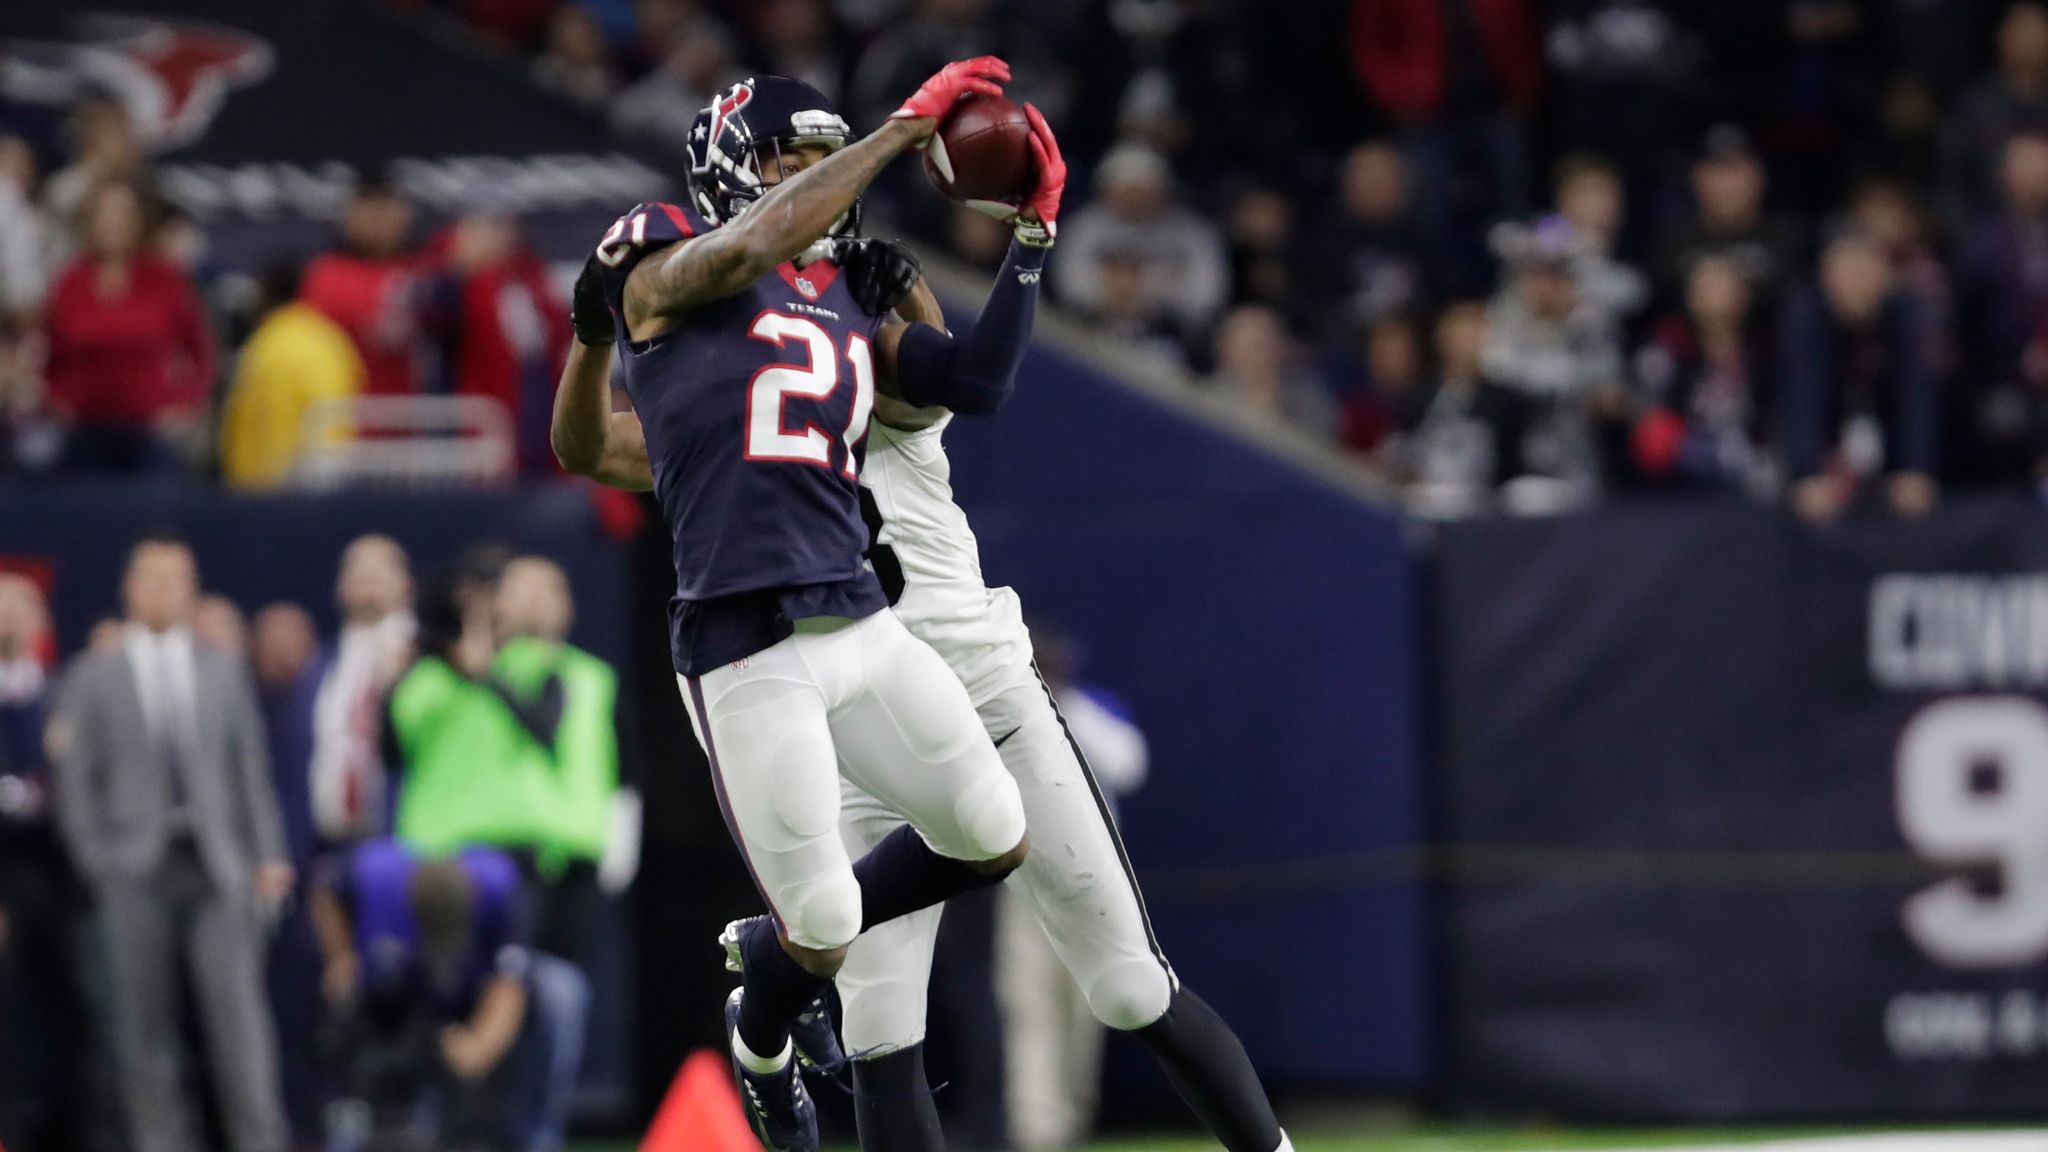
(851, 1044, 946, 1152)
(853, 824, 1009, 930)
(1134, 987, 1283, 1152)
(735, 925, 828, 1061)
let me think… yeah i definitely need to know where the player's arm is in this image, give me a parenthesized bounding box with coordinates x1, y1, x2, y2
(624, 58, 1011, 328)
(553, 257, 655, 490)
(873, 104, 1065, 416)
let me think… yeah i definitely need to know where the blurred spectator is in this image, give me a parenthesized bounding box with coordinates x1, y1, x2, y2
(220, 263, 366, 489)
(42, 179, 212, 473)
(460, 0, 559, 49)
(252, 603, 322, 871)
(1316, 142, 1447, 334)
(1955, 131, 2048, 484)
(491, 557, 635, 967)
(194, 593, 249, 657)
(1652, 126, 1804, 307)
(997, 626, 1146, 1152)
(0, 136, 47, 328)
(1941, 2, 2048, 220)
(1348, 0, 1544, 288)
(1225, 187, 1297, 315)
(611, 18, 739, 154)
(849, 0, 1061, 139)
(1389, 300, 1523, 516)
(249, 600, 327, 1150)
(1209, 305, 1335, 436)
(42, 95, 144, 230)
(1858, 72, 1946, 196)
(619, 0, 700, 77)
(1086, 249, 1188, 367)
(1553, 153, 1647, 324)
(1769, 1, 1882, 216)
(46, 534, 292, 1152)
(1339, 312, 1427, 456)
(755, 0, 845, 104)
(1629, 254, 1773, 491)
(1482, 217, 1628, 510)
(1847, 175, 1952, 369)
(0, 573, 93, 1152)
(1543, 0, 1707, 220)
(300, 179, 423, 398)
(389, 574, 558, 861)
(422, 211, 570, 474)
(533, 6, 622, 108)
(313, 536, 415, 850)
(1058, 145, 1228, 346)
(1781, 232, 1939, 521)
(311, 840, 588, 1152)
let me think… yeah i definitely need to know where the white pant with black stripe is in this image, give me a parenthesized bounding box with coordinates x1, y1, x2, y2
(675, 609, 1026, 951)
(833, 662, 1177, 1055)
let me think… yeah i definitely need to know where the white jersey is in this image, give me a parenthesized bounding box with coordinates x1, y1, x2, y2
(862, 416, 1033, 701)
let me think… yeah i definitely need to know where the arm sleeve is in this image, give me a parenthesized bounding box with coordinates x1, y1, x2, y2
(890, 240, 1046, 415)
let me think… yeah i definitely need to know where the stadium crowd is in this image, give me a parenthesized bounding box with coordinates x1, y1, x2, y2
(0, 537, 634, 1152)
(2, 0, 2047, 518)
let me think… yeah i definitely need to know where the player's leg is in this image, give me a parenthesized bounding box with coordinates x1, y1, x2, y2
(676, 647, 854, 1151)
(832, 780, 947, 1152)
(996, 672, 1291, 1152)
(827, 611, 1030, 911)
(847, 669, 1290, 1152)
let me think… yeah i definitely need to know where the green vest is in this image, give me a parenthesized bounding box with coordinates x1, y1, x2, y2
(390, 656, 557, 857)
(493, 637, 620, 866)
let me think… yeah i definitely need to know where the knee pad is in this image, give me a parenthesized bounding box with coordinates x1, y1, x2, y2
(1086, 957, 1173, 1032)
(951, 767, 1026, 860)
(786, 872, 863, 951)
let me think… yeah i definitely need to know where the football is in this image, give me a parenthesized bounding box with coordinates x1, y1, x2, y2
(922, 94, 1035, 206)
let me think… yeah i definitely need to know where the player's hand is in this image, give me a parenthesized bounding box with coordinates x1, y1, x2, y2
(572, 255, 616, 347)
(836, 238, 923, 318)
(961, 104, 1064, 247)
(890, 56, 1010, 137)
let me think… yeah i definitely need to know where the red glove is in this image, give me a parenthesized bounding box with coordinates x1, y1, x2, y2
(891, 56, 1011, 124)
(962, 103, 1066, 247)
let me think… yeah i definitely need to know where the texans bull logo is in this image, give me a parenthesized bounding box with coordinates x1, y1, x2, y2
(6, 13, 273, 149)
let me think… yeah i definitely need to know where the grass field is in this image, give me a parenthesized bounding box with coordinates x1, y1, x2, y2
(809, 1130, 2047, 1152)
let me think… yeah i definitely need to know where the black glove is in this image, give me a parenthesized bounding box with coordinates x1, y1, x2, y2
(837, 238, 922, 318)
(571, 254, 615, 346)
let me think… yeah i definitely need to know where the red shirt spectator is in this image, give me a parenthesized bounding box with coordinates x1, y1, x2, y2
(301, 181, 422, 397)
(421, 214, 570, 473)
(43, 181, 212, 432)
(1349, 0, 1542, 124)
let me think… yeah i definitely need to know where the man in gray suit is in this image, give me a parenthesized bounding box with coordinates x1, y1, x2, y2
(47, 533, 294, 1152)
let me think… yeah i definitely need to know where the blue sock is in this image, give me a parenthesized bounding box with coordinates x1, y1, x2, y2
(736, 927, 824, 1061)
(853, 824, 1010, 930)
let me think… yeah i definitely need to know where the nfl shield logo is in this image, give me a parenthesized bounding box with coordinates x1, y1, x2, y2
(795, 277, 817, 299)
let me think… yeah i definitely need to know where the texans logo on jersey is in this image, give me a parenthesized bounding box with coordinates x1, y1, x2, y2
(4, 13, 273, 148)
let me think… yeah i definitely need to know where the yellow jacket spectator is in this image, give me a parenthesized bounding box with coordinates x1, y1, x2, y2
(221, 264, 363, 487)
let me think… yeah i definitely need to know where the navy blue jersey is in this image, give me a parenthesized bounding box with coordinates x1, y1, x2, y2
(595, 201, 889, 673)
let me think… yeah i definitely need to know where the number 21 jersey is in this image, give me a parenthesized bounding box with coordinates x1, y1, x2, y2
(595, 200, 887, 671)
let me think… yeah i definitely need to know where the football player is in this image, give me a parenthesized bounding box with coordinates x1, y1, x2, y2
(550, 66, 1058, 1152)
(554, 87, 1293, 1152)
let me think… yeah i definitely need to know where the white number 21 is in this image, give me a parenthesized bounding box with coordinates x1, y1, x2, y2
(744, 313, 873, 478)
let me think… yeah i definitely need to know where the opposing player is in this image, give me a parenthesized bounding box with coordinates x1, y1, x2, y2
(550, 67, 1061, 1152)
(555, 98, 1294, 1152)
